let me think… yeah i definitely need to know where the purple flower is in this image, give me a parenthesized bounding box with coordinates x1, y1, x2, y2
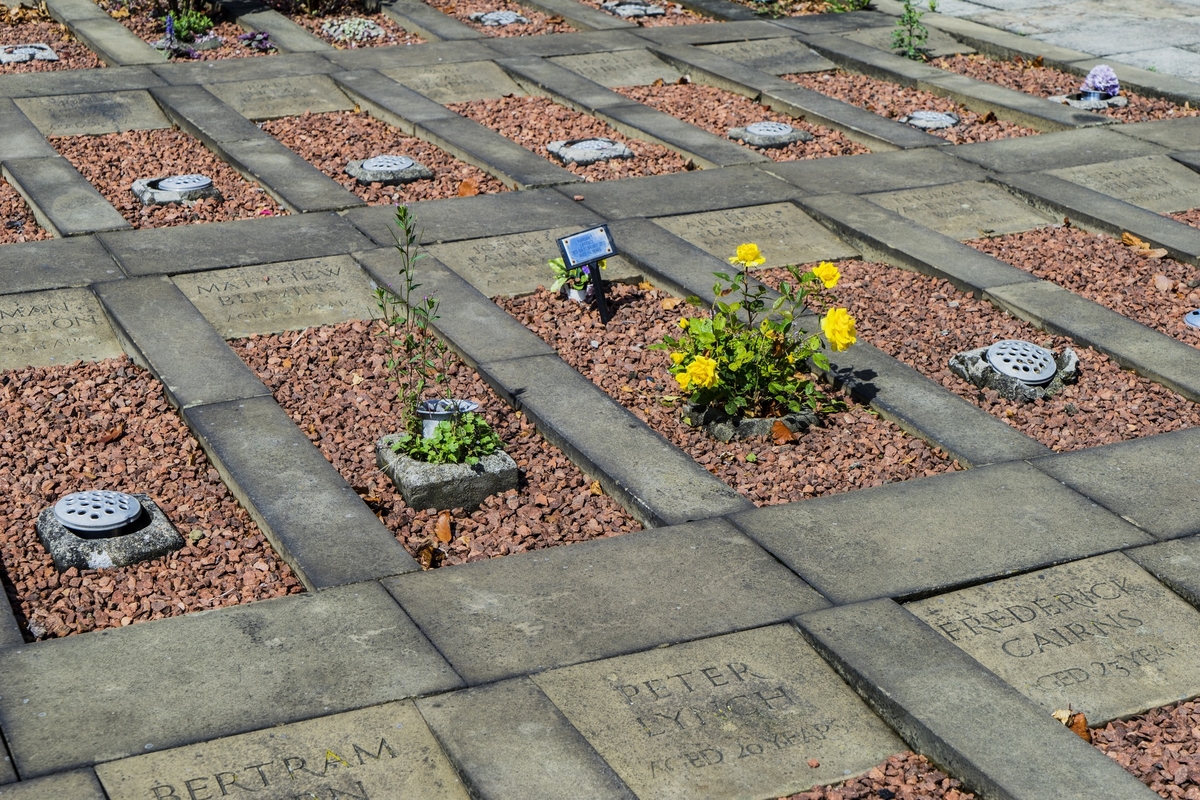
(165, 12, 175, 41)
(1082, 64, 1120, 96)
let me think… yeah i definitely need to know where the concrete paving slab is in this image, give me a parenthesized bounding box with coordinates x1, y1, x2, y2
(697, 36, 835, 75)
(415, 114, 584, 189)
(14, 90, 169, 137)
(561, 164, 799, 219)
(478, 353, 752, 525)
(0, 236, 123, 296)
(673, 0, 758, 21)
(499, 54, 641, 109)
(0, 287, 123, 370)
(2, 157, 131, 238)
(0, 100, 59, 160)
(150, 53, 338, 86)
(352, 249, 557, 366)
(921, 70, 1114, 130)
(480, 29, 648, 57)
(381, 60, 525, 104)
(918, 12, 1096, 66)
(731, 461, 1153, 604)
(548, 49, 682, 87)
(416, 678, 637, 800)
(384, 518, 825, 684)
(766, 148, 986, 196)
(183, 396, 419, 586)
(952, 127, 1168, 173)
(1030, 427, 1200, 541)
(907, 551, 1200, 724)
(0, 770, 105, 799)
(379, 0, 485, 41)
(236, 9, 333, 53)
(593, 101, 771, 169)
(92, 276, 271, 407)
(519, 0, 635, 30)
(1128, 535, 1200, 610)
(326, 39, 496, 71)
(0, 583, 460, 778)
(768, 10, 889, 35)
(97, 212, 374, 276)
(0, 597, 22, 649)
(803, 31, 966, 87)
(0, 65, 164, 100)
(866, 180, 1058, 241)
(1034, 18, 1200, 57)
(43, 0, 115, 23)
(797, 192, 1040, 294)
(984, 279, 1200, 402)
(64, 18, 163, 66)
(96, 701, 469, 800)
(759, 82, 946, 151)
(532, 624, 903, 800)
(631, 19, 789, 44)
(206, 74, 355, 120)
(214, 136, 366, 213)
(842, 24, 977, 57)
(1045, 153, 1200, 213)
(173, 256, 378, 339)
(331, 68, 464, 131)
(651, 202, 859, 268)
(1112, 116, 1200, 150)
(797, 599, 1161, 800)
(426, 225, 641, 297)
(148, 84, 270, 144)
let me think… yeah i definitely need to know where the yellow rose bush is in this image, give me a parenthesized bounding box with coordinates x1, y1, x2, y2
(656, 245, 856, 422)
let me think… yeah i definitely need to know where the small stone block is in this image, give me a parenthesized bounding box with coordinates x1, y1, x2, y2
(867, 180, 1057, 241)
(377, 436, 519, 511)
(948, 344, 1079, 403)
(94, 701, 469, 800)
(532, 624, 904, 799)
(727, 120, 812, 148)
(0, 43, 58, 64)
(601, 0, 664, 17)
(0, 287, 123, 371)
(130, 175, 222, 206)
(469, 9, 528, 24)
(547, 138, 634, 165)
(907, 551, 1200, 724)
(345, 155, 433, 185)
(899, 110, 959, 130)
(36, 493, 182, 572)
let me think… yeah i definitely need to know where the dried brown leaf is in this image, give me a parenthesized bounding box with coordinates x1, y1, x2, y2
(457, 179, 479, 197)
(99, 421, 125, 444)
(661, 297, 683, 310)
(435, 511, 452, 543)
(771, 419, 796, 444)
(589, 480, 603, 496)
(1122, 231, 1148, 249)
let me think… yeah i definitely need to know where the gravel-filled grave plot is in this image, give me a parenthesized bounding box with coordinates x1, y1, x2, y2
(419, 0, 573, 37)
(758, 258, 1200, 452)
(572, 0, 709, 26)
(0, 356, 304, 642)
(784, 70, 1040, 144)
(90, 0, 273, 62)
(0, 177, 50, 246)
(497, 284, 959, 508)
(234, 321, 642, 568)
(260, 110, 507, 204)
(51, 128, 288, 228)
(446, 96, 691, 180)
(0, 13, 103, 71)
(782, 751, 975, 800)
(1094, 698, 1200, 799)
(614, 82, 870, 160)
(261, 1, 422, 47)
(931, 54, 1200, 124)
(967, 227, 1200, 348)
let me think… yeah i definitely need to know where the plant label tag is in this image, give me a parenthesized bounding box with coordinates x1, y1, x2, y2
(557, 225, 618, 324)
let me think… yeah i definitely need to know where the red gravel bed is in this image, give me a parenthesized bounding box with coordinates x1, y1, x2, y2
(261, 110, 506, 203)
(51, 128, 288, 229)
(783, 70, 1040, 144)
(573, 0, 709, 26)
(931, 54, 1200, 124)
(1095, 698, 1200, 798)
(968, 226, 1200, 348)
(419, 0, 573, 37)
(497, 284, 958, 507)
(0, 177, 50, 246)
(759, 258, 1200, 452)
(234, 321, 641, 567)
(0, 357, 303, 642)
(446, 95, 691, 180)
(615, 82, 870, 159)
(90, 0, 271, 62)
(262, 4, 422, 47)
(782, 751, 974, 799)
(0, 16, 103, 71)
(1173, 209, 1200, 230)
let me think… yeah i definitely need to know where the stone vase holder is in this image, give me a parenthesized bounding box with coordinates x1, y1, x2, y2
(131, 175, 222, 206)
(682, 400, 820, 443)
(36, 493, 184, 571)
(949, 346, 1079, 403)
(1049, 92, 1128, 111)
(416, 398, 478, 439)
(376, 435, 519, 511)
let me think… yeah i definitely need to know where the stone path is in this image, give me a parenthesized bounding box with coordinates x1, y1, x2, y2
(3, 0, 1200, 797)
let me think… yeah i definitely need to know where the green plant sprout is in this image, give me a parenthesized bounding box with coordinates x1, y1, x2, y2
(893, 0, 936, 60)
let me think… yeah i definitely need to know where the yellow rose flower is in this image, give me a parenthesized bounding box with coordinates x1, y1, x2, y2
(678, 318, 689, 330)
(686, 355, 718, 389)
(812, 261, 840, 289)
(729, 243, 766, 268)
(670, 352, 685, 364)
(675, 371, 691, 390)
(821, 308, 857, 352)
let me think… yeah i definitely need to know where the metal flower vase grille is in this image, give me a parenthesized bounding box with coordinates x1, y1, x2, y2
(655, 244, 857, 442)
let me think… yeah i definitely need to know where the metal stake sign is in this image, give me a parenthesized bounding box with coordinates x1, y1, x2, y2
(557, 224, 617, 324)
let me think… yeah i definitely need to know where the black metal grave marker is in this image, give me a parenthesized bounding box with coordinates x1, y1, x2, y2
(557, 224, 617, 324)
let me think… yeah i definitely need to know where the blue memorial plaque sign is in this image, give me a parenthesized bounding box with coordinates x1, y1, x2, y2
(556, 225, 618, 324)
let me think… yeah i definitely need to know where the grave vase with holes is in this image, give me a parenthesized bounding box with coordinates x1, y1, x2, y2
(37, 490, 184, 571)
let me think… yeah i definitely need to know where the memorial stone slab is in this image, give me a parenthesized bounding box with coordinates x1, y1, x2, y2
(653, 203, 858, 268)
(1045, 154, 1200, 215)
(840, 25, 974, 58)
(171, 256, 378, 339)
(14, 90, 170, 136)
(907, 551, 1200, 724)
(549, 50, 682, 88)
(94, 701, 469, 800)
(0, 287, 122, 370)
(427, 227, 640, 297)
(206, 74, 355, 120)
(867, 180, 1057, 241)
(533, 624, 903, 800)
(382, 61, 524, 104)
(697, 37, 834, 75)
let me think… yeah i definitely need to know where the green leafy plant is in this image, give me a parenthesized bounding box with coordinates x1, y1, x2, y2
(374, 205, 502, 465)
(892, 0, 936, 60)
(826, 0, 871, 11)
(172, 8, 213, 40)
(548, 257, 606, 293)
(655, 245, 856, 421)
